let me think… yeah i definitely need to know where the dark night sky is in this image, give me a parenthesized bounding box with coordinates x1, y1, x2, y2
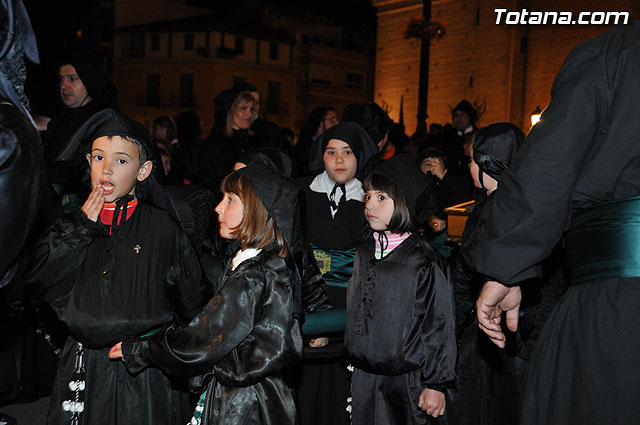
(22, 0, 376, 115)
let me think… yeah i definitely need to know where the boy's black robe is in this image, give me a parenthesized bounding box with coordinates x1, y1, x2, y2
(27, 202, 210, 425)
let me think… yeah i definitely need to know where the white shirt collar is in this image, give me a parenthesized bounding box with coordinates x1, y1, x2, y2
(231, 248, 262, 271)
(457, 125, 474, 136)
(309, 171, 364, 217)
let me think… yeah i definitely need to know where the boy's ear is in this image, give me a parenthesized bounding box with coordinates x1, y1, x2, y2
(137, 160, 154, 182)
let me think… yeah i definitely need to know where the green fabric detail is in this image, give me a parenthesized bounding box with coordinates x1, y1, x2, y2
(310, 244, 356, 288)
(139, 328, 161, 338)
(302, 309, 346, 336)
(566, 196, 640, 285)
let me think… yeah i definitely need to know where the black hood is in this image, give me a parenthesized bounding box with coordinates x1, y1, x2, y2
(369, 153, 432, 221)
(58, 58, 120, 110)
(212, 87, 241, 131)
(309, 121, 379, 178)
(58, 108, 176, 215)
(452, 99, 478, 124)
(473, 122, 525, 182)
(57, 108, 153, 162)
(235, 164, 303, 251)
(0, 0, 39, 127)
(237, 147, 294, 178)
(234, 164, 305, 318)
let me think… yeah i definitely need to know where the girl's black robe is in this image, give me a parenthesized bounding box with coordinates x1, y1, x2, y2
(26, 203, 210, 425)
(122, 248, 304, 425)
(344, 234, 456, 389)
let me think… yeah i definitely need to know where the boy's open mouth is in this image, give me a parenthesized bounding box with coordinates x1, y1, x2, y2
(101, 182, 115, 195)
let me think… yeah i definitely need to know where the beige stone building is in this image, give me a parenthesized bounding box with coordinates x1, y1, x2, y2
(112, 0, 374, 137)
(373, 0, 639, 135)
(113, 4, 297, 134)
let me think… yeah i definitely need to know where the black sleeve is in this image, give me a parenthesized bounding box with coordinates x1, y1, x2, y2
(24, 209, 107, 300)
(122, 262, 269, 377)
(0, 114, 51, 282)
(466, 43, 608, 285)
(301, 243, 332, 313)
(169, 228, 212, 326)
(417, 261, 457, 391)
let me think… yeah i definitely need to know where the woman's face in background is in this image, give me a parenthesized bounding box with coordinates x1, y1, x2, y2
(231, 100, 256, 130)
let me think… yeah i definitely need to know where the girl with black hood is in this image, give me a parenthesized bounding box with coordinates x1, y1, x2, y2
(343, 153, 457, 425)
(295, 121, 378, 425)
(453, 122, 565, 425)
(110, 164, 305, 425)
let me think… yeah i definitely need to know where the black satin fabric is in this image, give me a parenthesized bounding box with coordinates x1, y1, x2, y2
(25, 202, 210, 424)
(343, 234, 456, 390)
(0, 103, 59, 285)
(123, 248, 304, 425)
(351, 368, 454, 425)
(48, 339, 187, 425)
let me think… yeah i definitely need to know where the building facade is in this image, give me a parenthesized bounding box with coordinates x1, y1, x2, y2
(373, 0, 638, 134)
(112, 0, 375, 137)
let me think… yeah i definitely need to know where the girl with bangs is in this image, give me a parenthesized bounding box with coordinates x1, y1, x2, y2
(110, 164, 305, 425)
(343, 154, 457, 425)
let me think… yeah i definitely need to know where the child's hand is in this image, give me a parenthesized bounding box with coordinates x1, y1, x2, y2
(423, 158, 447, 180)
(309, 337, 329, 348)
(108, 342, 123, 360)
(431, 158, 447, 180)
(81, 185, 105, 222)
(428, 216, 447, 233)
(418, 388, 445, 418)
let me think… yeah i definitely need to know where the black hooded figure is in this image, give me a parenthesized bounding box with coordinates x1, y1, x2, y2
(234, 82, 290, 152)
(431, 99, 478, 178)
(302, 120, 379, 298)
(343, 153, 457, 425)
(295, 122, 379, 425)
(0, 0, 56, 286)
(234, 147, 333, 314)
(196, 87, 275, 195)
(453, 122, 565, 425)
(456, 122, 526, 325)
(25, 108, 211, 425)
(119, 164, 305, 425)
(42, 58, 120, 213)
(0, 0, 62, 410)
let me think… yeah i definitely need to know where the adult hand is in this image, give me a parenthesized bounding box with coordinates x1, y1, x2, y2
(476, 280, 521, 348)
(81, 185, 104, 222)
